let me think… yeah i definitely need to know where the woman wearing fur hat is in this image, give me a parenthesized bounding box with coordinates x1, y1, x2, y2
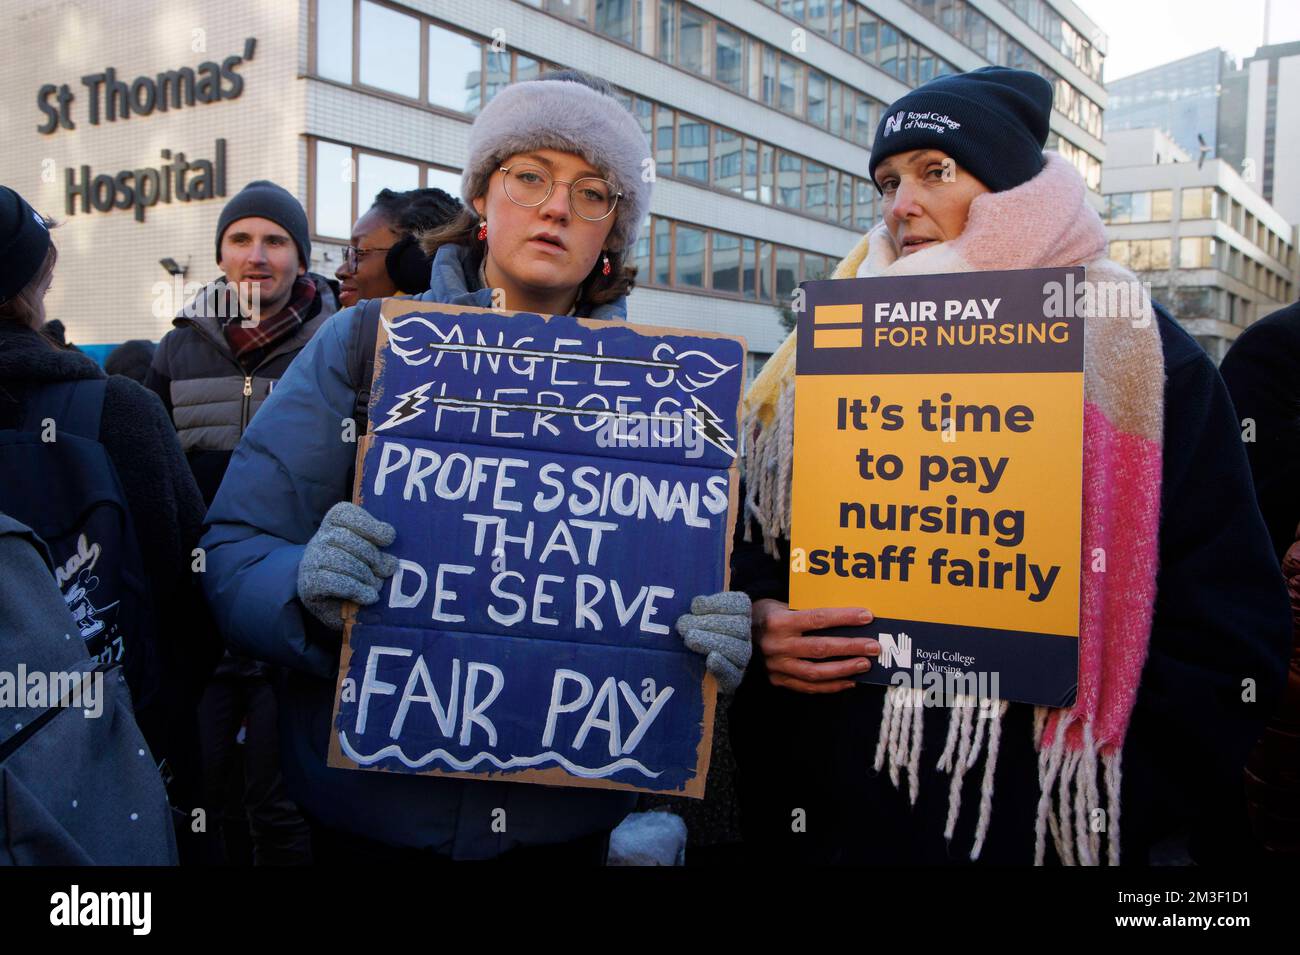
(727, 67, 1292, 866)
(199, 71, 750, 862)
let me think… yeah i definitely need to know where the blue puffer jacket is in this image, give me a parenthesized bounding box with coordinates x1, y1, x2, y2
(199, 244, 636, 859)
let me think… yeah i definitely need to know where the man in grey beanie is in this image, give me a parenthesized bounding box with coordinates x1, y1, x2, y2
(145, 178, 338, 866)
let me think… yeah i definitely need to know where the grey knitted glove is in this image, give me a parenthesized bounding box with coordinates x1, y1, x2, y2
(674, 591, 753, 693)
(298, 502, 398, 631)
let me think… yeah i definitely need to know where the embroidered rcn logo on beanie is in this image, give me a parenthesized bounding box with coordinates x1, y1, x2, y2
(882, 111, 962, 137)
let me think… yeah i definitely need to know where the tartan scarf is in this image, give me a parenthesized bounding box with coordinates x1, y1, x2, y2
(222, 275, 317, 366)
(741, 154, 1166, 864)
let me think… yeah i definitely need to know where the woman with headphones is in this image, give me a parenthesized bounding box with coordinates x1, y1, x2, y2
(333, 187, 462, 308)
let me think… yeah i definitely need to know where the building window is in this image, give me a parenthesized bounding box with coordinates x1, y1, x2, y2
(855, 178, 874, 231)
(1107, 193, 1132, 224)
(676, 113, 710, 183)
(1175, 286, 1215, 318)
(714, 128, 742, 194)
(1181, 187, 1216, 220)
(359, 1, 420, 99)
(805, 253, 831, 281)
(743, 138, 760, 200)
(805, 162, 828, 218)
(853, 94, 874, 147)
(427, 24, 482, 113)
(658, 0, 676, 64)
(610, 90, 869, 229)
(485, 49, 511, 105)
(712, 231, 742, 293)
(742, 237, 758, 298)
(633, 97, 653, 148)
(675, 224, 707, 287)
(1152, 190, 1172, 222)
(632, 214, 652, 278)
(858, 10, 878, 61)
(358, 153, 420, 215)
(829, 80, 844, 138)
(679, 6, 707, 75)
(716, 23, 744, 91)
(594, 0, 635, 45)
(879, 23, 901, 78)
(807, 70, 827, 127)
(778, 55, 800, 114)
(537, 0, 592, 26)
(655, 106, 675, 178)
(806, 0, 829, 35)
(314, 140, 354, 239)
(758, 143, 774, 204)
(758, 241, 774, 301)
(653, 218, 672, 285)
(761, 46, 777, 105)
(316, 0, 353, 83)
(917, 47, 936, 84)
(311, 139, 460, 241)
(1179, 236, 1216, 269)
(1149, 239, 1172, 270)
(776, 152, 803, 209)
(776, 247, 800, 300)
(426, 167, 461, 195)
(1129, 192, 1152, 223)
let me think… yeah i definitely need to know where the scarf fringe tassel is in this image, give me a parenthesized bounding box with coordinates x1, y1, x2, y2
(873, 685, 1121, 864)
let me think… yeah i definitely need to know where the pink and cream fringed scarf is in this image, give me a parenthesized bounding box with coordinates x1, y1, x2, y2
(741, 153, 1165, 864)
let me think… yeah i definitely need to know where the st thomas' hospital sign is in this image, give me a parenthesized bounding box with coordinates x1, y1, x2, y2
(34, 38, 258, 223)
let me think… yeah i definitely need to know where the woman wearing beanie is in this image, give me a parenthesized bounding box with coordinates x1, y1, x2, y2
(728, 67, 1292, 865)
(0, 186, 223, 861)
(200, 71, 746, 862)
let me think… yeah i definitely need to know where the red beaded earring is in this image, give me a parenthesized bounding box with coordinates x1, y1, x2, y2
(477, 219, 488, 241)
(601, 253, 611, 276)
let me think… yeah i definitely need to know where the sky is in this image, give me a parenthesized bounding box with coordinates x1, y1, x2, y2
(1077, 0, 1300, 82)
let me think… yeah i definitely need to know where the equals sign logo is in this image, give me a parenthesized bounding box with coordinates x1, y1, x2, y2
(812, 303, 864, 349)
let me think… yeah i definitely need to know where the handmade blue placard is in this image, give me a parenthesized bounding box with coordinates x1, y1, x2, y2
(327, 299, 746, 796)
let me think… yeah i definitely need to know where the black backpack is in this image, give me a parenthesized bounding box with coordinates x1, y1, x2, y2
(0, 379, 163, 727)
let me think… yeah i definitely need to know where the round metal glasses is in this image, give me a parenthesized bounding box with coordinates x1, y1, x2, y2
(498, 163, 621, 221)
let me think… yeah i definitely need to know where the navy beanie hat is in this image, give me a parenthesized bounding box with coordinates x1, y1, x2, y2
(216, 180, 311, 266)
(869, 67, 1054, 194)
(0, 186, 53, 302)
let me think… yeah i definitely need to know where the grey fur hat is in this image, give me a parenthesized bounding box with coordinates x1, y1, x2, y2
(461, 74, 652, 253)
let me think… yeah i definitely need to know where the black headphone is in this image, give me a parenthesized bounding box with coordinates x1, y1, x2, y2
(384, 234, 435, 294)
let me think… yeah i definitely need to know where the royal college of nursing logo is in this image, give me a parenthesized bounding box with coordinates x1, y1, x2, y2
(882, 111, 962, 137)
(877, 632, 913, 669)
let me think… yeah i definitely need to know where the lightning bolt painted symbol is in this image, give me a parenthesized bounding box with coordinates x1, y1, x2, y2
(687, 396, 736, 458)
(373, 382, 433, 432)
